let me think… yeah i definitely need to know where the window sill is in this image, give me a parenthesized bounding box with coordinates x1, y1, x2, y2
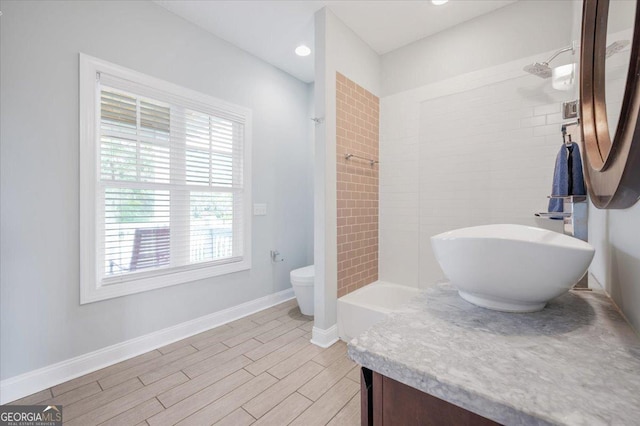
(80, 259, 251, 304)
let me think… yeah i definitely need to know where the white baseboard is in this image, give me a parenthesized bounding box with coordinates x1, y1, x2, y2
(310, 325, 339, 348)
(0, 288, 294, 404)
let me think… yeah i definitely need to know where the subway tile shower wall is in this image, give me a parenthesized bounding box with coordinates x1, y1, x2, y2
(380, 64, 572, 288)
(336, 72, 380, 298)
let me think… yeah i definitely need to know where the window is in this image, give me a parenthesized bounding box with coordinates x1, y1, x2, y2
(80, 54, 251, 303)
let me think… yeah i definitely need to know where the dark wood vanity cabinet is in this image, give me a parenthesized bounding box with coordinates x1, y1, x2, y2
(361, 368, 501, 426)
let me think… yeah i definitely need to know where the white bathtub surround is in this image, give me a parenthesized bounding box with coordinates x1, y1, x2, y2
(379, 47, 581, 289)
(337, 281, 420, 341)
(431, 224, 595, 312)
(349, 283, 640, 425)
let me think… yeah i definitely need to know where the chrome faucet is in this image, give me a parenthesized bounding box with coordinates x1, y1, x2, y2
(536, 195, 589, 289)
(561, 195, 589, 289)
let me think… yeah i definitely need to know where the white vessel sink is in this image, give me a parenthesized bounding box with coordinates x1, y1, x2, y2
(431, 224, 595, 312)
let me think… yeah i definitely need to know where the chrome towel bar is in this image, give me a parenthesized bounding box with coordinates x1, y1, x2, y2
(345, 153, 379, 166)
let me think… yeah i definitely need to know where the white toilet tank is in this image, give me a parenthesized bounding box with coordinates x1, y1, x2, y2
(290, 265, 314, 316)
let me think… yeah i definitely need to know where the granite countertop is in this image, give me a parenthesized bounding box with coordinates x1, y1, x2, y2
(348, 283, 640, 426)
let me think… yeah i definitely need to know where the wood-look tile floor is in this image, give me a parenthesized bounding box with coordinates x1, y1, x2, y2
(8, 299, 361, 425)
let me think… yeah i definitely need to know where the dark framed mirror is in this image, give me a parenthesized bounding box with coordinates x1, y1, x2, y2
(580, 0, 640, 208)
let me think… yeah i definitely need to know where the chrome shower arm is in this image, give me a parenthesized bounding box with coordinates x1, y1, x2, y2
(543, 43, 576, 65)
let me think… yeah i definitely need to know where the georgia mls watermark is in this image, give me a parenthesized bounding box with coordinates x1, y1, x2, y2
(0, 405, 62, 426)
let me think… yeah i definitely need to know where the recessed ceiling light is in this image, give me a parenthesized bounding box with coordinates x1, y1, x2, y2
(295, 45, 311, 57)
(432, 0, 449, 5)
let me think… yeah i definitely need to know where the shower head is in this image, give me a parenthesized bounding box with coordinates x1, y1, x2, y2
(523, 62, 552, 79)
(606, 40, 630, 58)
(524, 40, 630, 79)
(523, 43, 575, 79)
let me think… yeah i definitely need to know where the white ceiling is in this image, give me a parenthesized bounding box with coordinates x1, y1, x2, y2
(154, 0, 517, 83)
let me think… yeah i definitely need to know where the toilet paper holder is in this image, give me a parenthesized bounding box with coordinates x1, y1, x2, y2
(270, 250, 284, 263)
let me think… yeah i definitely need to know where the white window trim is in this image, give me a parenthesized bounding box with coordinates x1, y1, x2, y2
(79, 53, 252, 304)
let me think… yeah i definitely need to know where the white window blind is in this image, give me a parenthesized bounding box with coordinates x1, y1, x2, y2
(80, 54, 251, 303)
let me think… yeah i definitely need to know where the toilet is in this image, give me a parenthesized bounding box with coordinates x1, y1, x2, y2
(290, 265, 314, 316)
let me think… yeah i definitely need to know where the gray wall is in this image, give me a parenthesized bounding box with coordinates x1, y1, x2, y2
(0, 0, 313, 380)
(589, 207, 640, 332)
(381, 0, 576, 96)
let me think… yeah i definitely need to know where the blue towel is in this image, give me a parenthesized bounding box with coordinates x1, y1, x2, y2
(549, 145, 569, 215)
(548, 142, 586, 217)
(569, 142, 586, 196)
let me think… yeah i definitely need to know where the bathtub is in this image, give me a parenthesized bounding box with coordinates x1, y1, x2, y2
(337, 281, 420, 342)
